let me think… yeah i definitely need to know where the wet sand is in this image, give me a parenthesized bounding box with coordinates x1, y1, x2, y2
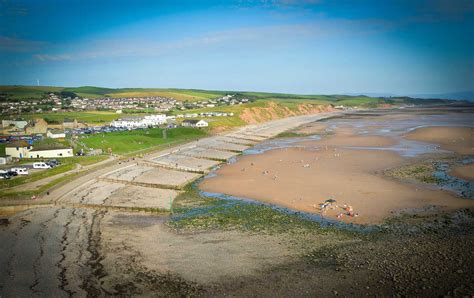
(451, 163, 474, 182)
(405, 126, 474, 155)
(300, 127, 397, 147)
(200, 146, 473, 224)
(201, 120, 474, 224)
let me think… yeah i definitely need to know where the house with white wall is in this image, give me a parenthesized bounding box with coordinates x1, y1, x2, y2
(181, 119, 209, 128)
(28, 147, 73, 158)
(5, 140, 32, 158)
(110, 114, 166, 128)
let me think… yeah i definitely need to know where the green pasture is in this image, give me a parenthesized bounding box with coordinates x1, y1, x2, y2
(79, 127, 207, 154)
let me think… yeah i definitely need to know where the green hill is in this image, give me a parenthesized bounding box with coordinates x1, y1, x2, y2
(0, 85, 453, 107)
(0, 85, 227, 101)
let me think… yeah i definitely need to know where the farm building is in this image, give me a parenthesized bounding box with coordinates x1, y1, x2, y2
(181, 119, 209, 128)
(25, 119, 48, 134)
(47, 129, 66, 139)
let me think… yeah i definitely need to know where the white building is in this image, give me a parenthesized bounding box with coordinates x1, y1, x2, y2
(47, 129, 66, 139)
(110, 114, 166, 128)
(142, 114, 167, 126)
(181, 119, 209, 128)
(2, 120, 28, 129)
(5, 140, 73, 158)
(28, 148, 73, 158)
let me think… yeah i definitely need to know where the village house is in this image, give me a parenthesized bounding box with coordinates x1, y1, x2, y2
(5, 140, 73, 158)
(47, 129, 66, 139)
(5, 140, 32, 159)
(181, 119, 209, 128)
(25, 118, 48, 134)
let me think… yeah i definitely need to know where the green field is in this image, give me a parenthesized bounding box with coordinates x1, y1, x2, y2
(0, 85, 227, 102)
(80, 127, 207, 154)
(18, 111, 120, 123)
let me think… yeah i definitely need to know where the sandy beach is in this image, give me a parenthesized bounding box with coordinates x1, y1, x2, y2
(201, 122, 474, 224)
(405, 126, 474, 155)
(451, 163, 474, 182)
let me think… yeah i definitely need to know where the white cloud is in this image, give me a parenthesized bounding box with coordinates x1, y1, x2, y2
(29, 18, 402, 63)
(0, 36, 46, 52)
(33, 54, 72, 61)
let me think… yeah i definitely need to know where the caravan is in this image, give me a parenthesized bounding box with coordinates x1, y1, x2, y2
(10, 167, 29, 175)
(33, 162, 51, 169)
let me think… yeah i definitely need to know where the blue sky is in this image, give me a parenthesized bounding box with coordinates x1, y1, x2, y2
(0, 0, 473, 95)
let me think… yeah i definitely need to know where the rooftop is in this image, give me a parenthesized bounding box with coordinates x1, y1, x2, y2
(6, 140, 30, 148)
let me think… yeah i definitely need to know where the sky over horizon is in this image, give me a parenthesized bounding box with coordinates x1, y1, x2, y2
(0, 0, 473, 95)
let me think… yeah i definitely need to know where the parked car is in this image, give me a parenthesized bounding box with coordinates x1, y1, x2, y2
(7, 170, 18, 176)
(0, 172, 11, 179)
(33, 162, 51, 169)
(10, 167, 28, 175)
(46, 159, 60, 167)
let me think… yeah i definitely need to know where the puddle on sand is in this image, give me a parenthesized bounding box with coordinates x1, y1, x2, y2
(244, 135, 320, 155)
(434, 158, 474, 199)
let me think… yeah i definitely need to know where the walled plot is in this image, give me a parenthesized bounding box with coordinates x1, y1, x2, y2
(218, 136, 258, 146)
(102, 185, 179, 210)
(62, 180, 124, 205)
(61, 180, 179, 210)
(205, 141, 249, 152)
(150, 154, 221, 172)
(102, 165, 154, 181)
(179, 147, 238, 161)
(226, 134, 267, 142)
(101, 165, 200, 188)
